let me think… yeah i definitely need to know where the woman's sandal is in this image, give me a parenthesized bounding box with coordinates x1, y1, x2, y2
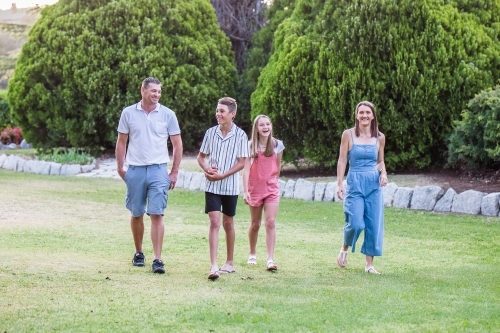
(337, 248, 348, 268)
(365, 266, 381, 275)
(266, 260, 278, 271)
(247, 254, 257, 265)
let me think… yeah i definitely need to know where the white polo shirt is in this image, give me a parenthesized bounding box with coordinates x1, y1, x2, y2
(200, 124, 250, 195)
(117, 102, 181, 166)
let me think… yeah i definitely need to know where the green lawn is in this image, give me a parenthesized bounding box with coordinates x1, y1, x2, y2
(0, 169, 499, 332)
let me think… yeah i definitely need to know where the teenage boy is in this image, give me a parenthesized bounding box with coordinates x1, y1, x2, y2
(197, 97, 250, 280)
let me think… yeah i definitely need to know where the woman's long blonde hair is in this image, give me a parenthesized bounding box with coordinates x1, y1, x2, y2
(250, 115, 276, 158)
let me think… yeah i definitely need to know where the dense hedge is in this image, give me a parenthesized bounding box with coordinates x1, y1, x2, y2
(8, 0, 237, 152)
(448, 86, 500, 168)
(251, 0, 500, 170)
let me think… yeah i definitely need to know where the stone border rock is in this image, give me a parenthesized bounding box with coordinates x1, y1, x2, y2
(0, 153, 96, 176)
(1, 153, 499, 217)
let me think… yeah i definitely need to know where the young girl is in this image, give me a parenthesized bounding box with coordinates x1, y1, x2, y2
(242, 115, 284, 271)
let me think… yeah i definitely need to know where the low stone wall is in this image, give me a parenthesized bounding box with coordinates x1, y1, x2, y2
(176, 169, 500, 217)
(0, 153, 96, 176)
(1, 153, 499, 217)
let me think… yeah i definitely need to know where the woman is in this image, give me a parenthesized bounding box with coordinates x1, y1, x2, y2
(336, 101, 388, 274)
(242, 115, 284, 271)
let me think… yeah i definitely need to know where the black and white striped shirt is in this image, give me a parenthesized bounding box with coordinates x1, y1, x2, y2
(200, 124, 250, 195)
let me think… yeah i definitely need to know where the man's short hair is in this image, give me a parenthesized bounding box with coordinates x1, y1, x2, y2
(142, 77, 161, 89)
(218, 97, 237, 113)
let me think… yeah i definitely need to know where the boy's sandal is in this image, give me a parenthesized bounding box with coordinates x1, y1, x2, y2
(266, 260, 278, 271)
(247, 255, 257, 265)
(365, 266, 381, 275)
(208, 271, 219, 280)
(337, 248, 348, 268)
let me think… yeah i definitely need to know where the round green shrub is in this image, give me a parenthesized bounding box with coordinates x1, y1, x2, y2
(447, 85, 500, 168)
(251, 0, 500, 170)
(8, 0, 237, 152)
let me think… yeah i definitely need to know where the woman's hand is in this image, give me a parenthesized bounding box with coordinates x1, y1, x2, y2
(243, 191, 251, 205)
(379, 172, 388, 187)
(337, 184, 345, 201)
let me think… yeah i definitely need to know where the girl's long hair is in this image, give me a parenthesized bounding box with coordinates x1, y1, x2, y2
(354, 101, 380, 137)
(250, 115, 276, 158)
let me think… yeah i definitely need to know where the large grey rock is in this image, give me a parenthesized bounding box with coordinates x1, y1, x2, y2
(176, 169, 186, 188)
(433, 188, 457, 212)
(189, 172, 205, 191)
(411, 185, 444, 211)
(283, 180, 296, 199)
(278, 179, 287, 197)
(382, 182, 398, 207)
(60, 164, 82, 176)
(393, 187, 414, 209)
(480, 192, 500, 216)
(24, 160, 34, 173)
(3, 154, 19, 170)
(183, 171, 194, 190)
(293, 178, 315, 201)
(49, 162, 62, 175)
(20, 139, 31, 149)
(323, 182, 337, 202)
(314, 182, 326, 201)
(81, 162, 96, 173)
(16, 158, 27, 172)
(452, 190, 486, 215)
(0, 154, 7, 167)
(34, 161, 51, 175)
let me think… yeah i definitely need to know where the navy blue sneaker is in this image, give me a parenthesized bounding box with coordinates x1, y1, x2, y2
(132, 252, 145, 267)
(152, 259, 165, 274)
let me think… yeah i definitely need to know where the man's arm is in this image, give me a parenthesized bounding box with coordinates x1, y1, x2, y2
(115, 132, 128, 180)
(168, 134, 183, 189)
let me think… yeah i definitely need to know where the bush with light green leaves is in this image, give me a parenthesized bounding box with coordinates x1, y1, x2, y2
(447, 85, 500, 168)
(251, 0, 500, 170)
(8, 0, 237, 152)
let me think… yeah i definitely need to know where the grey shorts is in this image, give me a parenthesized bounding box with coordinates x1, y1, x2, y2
(124, 164, 170, 217)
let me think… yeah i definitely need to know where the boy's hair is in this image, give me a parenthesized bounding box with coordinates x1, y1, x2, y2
(218, 97, 237, 113)
(142, 77, 161, 89)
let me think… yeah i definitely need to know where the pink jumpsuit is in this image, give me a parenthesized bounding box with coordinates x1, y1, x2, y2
(248, 151, 280, 207)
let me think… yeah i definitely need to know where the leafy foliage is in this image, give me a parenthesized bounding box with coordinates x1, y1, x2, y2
(0, 89, 11, 129)
(447, 85, 500, 168)
(251, 0, 500, 170)
(8, 0, 237, 152)
(38, 147, 94, 165)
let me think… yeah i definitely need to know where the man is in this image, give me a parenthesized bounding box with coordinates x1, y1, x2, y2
(116, 77, 183, 274)
(197, 97, 250, 280)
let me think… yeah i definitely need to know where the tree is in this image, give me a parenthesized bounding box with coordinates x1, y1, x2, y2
(210, 0, 267, 74)
(8, 0, 237, 152)
(251, 0, 500, 170)
(236, 0, 296, 131)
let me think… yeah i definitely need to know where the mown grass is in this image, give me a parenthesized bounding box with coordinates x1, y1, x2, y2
(0, 169, 499, 332)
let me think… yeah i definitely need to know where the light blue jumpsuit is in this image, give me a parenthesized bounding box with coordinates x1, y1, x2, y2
(343, 130, 384, 256)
